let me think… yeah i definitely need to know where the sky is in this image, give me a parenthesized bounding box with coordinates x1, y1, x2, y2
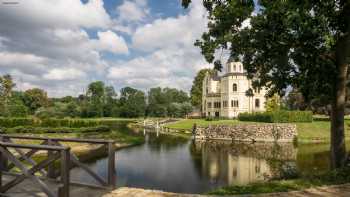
(0, 0, 212, 97)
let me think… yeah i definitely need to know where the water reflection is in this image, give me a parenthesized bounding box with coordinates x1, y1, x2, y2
(192, 141, 297, 185)
(70, 129, 349, 194)
(71, 131, 304, 193)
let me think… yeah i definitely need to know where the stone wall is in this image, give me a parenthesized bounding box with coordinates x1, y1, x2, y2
(194, 123, 297, 142)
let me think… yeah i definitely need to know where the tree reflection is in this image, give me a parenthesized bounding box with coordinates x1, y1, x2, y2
(190, 140, 297, 185)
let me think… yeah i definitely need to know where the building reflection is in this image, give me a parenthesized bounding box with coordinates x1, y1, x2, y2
(192, 140, 296, 185)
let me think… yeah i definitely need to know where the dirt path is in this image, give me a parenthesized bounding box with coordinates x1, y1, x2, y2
(103, 184, 350, 197)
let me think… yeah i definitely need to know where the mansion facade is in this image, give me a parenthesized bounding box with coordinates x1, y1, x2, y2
(202, 62, 267, 118)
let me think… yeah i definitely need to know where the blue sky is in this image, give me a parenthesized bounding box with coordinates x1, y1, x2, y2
(0, 0, 211, 97)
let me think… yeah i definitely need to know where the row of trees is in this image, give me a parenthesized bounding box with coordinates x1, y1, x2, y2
(0, 75, 192, 118)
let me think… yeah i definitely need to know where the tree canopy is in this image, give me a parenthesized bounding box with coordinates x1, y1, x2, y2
(190, 68, 212, 108)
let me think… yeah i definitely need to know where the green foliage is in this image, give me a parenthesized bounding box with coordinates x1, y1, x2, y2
(147, 87, 191, 117)
(0, 118, 122, 128)
(118, 87, 146, 118)
(23, 88, 49, 113)
(0, 118, 36, 128)
(238, 111, 313, 123)
(4, 125, 110, 134)
(6, 104, 28, 117)
(190, 69, 212, 107)
(266, 94, 281, 112)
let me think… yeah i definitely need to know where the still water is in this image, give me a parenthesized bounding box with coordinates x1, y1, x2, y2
(70, 128, 344, 194)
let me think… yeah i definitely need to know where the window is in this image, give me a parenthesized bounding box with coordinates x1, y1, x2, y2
(214, 102, 221, 108)
(255, 99, 260, 108)
(223, 101, 228, 108)
(231, 100, 234, 107)
(233, 100, 239, 107)
(232, 83, 238, 92)
(254, 88, 260, 94)
(233, 65, 236, 71)
(208, 102, 212, 108)
(208, 112, 210, 116)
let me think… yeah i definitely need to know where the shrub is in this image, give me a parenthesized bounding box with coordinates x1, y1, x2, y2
(0, 118, 118, 128)
(0, 118, 36, 128)
(4, 125, 110, 134)
(238, 111, 313, 123)
(7, 104, 28, 117)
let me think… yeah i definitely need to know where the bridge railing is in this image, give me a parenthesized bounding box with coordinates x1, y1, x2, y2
(0, 134, 116, 197)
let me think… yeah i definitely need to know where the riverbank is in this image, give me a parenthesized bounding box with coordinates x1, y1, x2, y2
(101, 183, 350, 197)
(164, 119, 350, 143)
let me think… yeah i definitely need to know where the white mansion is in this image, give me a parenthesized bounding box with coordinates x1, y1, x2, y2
(202, 61, 267, 118)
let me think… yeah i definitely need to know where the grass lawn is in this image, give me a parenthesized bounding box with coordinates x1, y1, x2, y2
(165, 119, 350, 142)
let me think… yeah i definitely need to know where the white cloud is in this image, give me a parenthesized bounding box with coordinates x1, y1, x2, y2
(107, 0, 211, 91)
(0, 0, 129, 97)
(132, 0, 206, 52)
(0, 0, 212, 97)
(116, 0, 149, 23)
(0, 0, 112, 29)
(43, 68, 87, 81)
(92, 30, 129, 54)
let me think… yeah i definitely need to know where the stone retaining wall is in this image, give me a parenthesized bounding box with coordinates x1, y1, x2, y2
(194, 123, 297, 142)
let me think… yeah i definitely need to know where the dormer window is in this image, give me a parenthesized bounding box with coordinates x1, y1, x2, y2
(232, 83, 238, 92)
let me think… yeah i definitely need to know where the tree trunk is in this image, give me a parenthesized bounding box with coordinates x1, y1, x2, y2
(331, 21, 349, 168)
(330, 68, 347, 168)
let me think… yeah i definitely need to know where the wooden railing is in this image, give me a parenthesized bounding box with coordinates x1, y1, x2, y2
(0, 134, 116, 197)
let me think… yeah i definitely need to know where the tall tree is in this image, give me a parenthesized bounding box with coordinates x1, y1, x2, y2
(183, 0, 350, 168)
(119, 87, 146, 118)
(23, 88, 49, 113)
(190, 69, 212, 108)
(0, 74, 16, 116)
(86, 81, 105, 117)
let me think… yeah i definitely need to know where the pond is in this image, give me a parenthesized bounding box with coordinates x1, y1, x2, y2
(70, 125, 349, 194)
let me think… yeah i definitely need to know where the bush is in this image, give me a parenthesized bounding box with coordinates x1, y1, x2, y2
(0, 118, 36, 128)
(7, 104, 28, 117)
(0, 118, 119, 128)
(238, 111, 313, 123)
(4, 125, 110, 134)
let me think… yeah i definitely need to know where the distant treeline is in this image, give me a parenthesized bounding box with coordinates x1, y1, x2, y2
(0, 74, 192, 118)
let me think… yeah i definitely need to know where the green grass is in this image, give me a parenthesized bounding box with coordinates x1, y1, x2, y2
(165, 119, 350, 142)
(296, 120, 350, 143)
(208, 180, 317, 195)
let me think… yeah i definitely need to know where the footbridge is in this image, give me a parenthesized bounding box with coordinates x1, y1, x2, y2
(0, 134, 116, 197)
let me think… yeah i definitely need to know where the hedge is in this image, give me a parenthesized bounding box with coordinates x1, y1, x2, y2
(2, 125, 111, 134)
(0, 118, 37, 128)
(0, 118, 120, 128)
(238, 111, 313, 123)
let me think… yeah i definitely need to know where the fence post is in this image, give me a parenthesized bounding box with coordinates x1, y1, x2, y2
(0, 151, 3, 190)
(107, 141, 116, 189)
(47, 139, 56, 179)
(58, 148, 70, 197)
(0, 137, 8, 172)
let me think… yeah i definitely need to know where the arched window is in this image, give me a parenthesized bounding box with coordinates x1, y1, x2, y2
(255, 99, 260, 108)
(233, 65, 236, 72)
(232, 83, 238, 92)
